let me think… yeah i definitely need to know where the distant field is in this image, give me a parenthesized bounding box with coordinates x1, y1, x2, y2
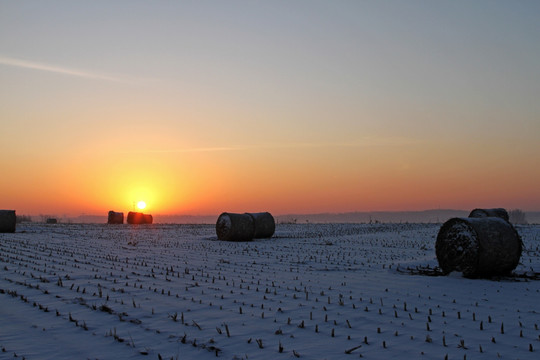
(1, 223, 539, 359)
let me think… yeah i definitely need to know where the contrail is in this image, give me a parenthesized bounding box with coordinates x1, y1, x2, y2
(0, 55, 127, 83)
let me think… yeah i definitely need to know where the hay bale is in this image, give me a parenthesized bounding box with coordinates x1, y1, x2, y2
(468, 208, 509, 222)
(436, 217, 522, 278)
(246, 212, 275, 238)
(127, 211, 142, 224)
(127, 211, 153, 225)
(143, 214, 153, 224)
(216, 212, 255, 241)
(107, 211, 124, 224)
(46, 218, 58, 224)
(0, 210, 16, 233)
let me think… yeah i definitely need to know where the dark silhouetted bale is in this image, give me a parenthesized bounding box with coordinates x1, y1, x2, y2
(107, 211, 124, 224)
(246, 212, 275, 238)
(127, 211, 153, 225)
(0, 210, 16, 233)
(216, 212, 254, 241)
(436, 217, 522, 278)
(127, 212, 142, 224)
(46, 218, 58, 224)
(468, 208, 509, 222)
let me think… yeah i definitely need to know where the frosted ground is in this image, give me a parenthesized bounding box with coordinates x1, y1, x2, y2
(1, 223, 539, 359)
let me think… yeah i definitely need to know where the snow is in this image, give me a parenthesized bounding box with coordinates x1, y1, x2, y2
(1, 223, 539, 359)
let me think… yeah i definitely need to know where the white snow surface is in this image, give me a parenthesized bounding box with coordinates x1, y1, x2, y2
(1, 223, 539, 359)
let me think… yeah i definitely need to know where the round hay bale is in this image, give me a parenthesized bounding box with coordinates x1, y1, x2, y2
(127, 211, 153, 225)
(436, 217, 522, 278)
(107, 211, 124, 224)
(246, 212, 275, 238)
(468, 208, 509, 222)
(143, 214, 153, 224)
(0, 210, 16, 233)
(216, 212, 254, 241)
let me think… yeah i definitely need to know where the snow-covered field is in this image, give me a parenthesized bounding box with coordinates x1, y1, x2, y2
(1, 223, 539, 359)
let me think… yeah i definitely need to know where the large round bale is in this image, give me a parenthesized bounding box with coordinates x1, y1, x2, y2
(127, 211, 153, 225)
(216, 212, 254, 241)
(436, 217, 522, 278)
(0, 210, 16, 233)
(107, 211, 124, 224)
(143, 214, 153, 224)
(468, 208, 509, 222)
(247, 212, 275, 238)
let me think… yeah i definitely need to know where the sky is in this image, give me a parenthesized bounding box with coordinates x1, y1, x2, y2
(1, 0, 540, 217)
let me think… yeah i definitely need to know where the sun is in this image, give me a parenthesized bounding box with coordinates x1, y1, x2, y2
(136, 201, 146, 210)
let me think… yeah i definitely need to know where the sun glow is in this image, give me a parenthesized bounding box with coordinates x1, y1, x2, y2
(137, 201, 146, 210)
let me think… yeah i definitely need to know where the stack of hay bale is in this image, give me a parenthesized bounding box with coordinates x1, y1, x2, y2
(0, 210, 16, 233)
(468, 208, 509, 221)
(435, 208, 522, 278)
(216, 212, 275, 241)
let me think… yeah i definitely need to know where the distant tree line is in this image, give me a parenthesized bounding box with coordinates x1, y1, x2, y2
(16, 214, 33, 223)
(509, 209, 527, 224)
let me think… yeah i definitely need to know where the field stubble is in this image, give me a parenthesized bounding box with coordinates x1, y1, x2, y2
(1, 223, 539, 359)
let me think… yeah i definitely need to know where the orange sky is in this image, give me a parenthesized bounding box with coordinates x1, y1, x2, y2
(2, 134, 538, 216)
(1, 2, 539, 217)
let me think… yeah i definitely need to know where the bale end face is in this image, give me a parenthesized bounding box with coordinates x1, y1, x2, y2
(216, 213, 232, 239)
(436, 218, 480, 277)
(216, 213, 254, 242)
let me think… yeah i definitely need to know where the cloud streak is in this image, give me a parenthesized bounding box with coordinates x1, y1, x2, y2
(0, 55, 127, 83)
(123, 137, 419, 154)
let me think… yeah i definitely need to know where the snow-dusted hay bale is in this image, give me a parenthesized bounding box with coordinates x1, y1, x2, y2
(246, 212, 275, 238)
(0, 210, 16, 233)
(107, 211, 124, 224)
(216, 212, 255, 241)
(127, 211, 153, 225)
(436, 217, 522, 278)
(468, 208, 509, 222)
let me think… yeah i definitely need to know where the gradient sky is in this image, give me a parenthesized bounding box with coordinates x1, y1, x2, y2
(1, 0, 539, 217)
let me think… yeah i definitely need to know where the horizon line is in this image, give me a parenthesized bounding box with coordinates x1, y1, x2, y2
(19, 208, 539, 218)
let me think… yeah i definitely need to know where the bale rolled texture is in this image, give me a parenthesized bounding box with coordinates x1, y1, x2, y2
(0, 210, 16, 233)
(247, 212, 275, 238)
(436, 217, 522, 278)
(127, 211, 153, 225)
(216, 212, 255, 241)
(107, 211, 124, 224)
(468, 208, 509, 222)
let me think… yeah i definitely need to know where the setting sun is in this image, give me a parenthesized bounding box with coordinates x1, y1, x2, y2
(137, 201, 146, 210)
